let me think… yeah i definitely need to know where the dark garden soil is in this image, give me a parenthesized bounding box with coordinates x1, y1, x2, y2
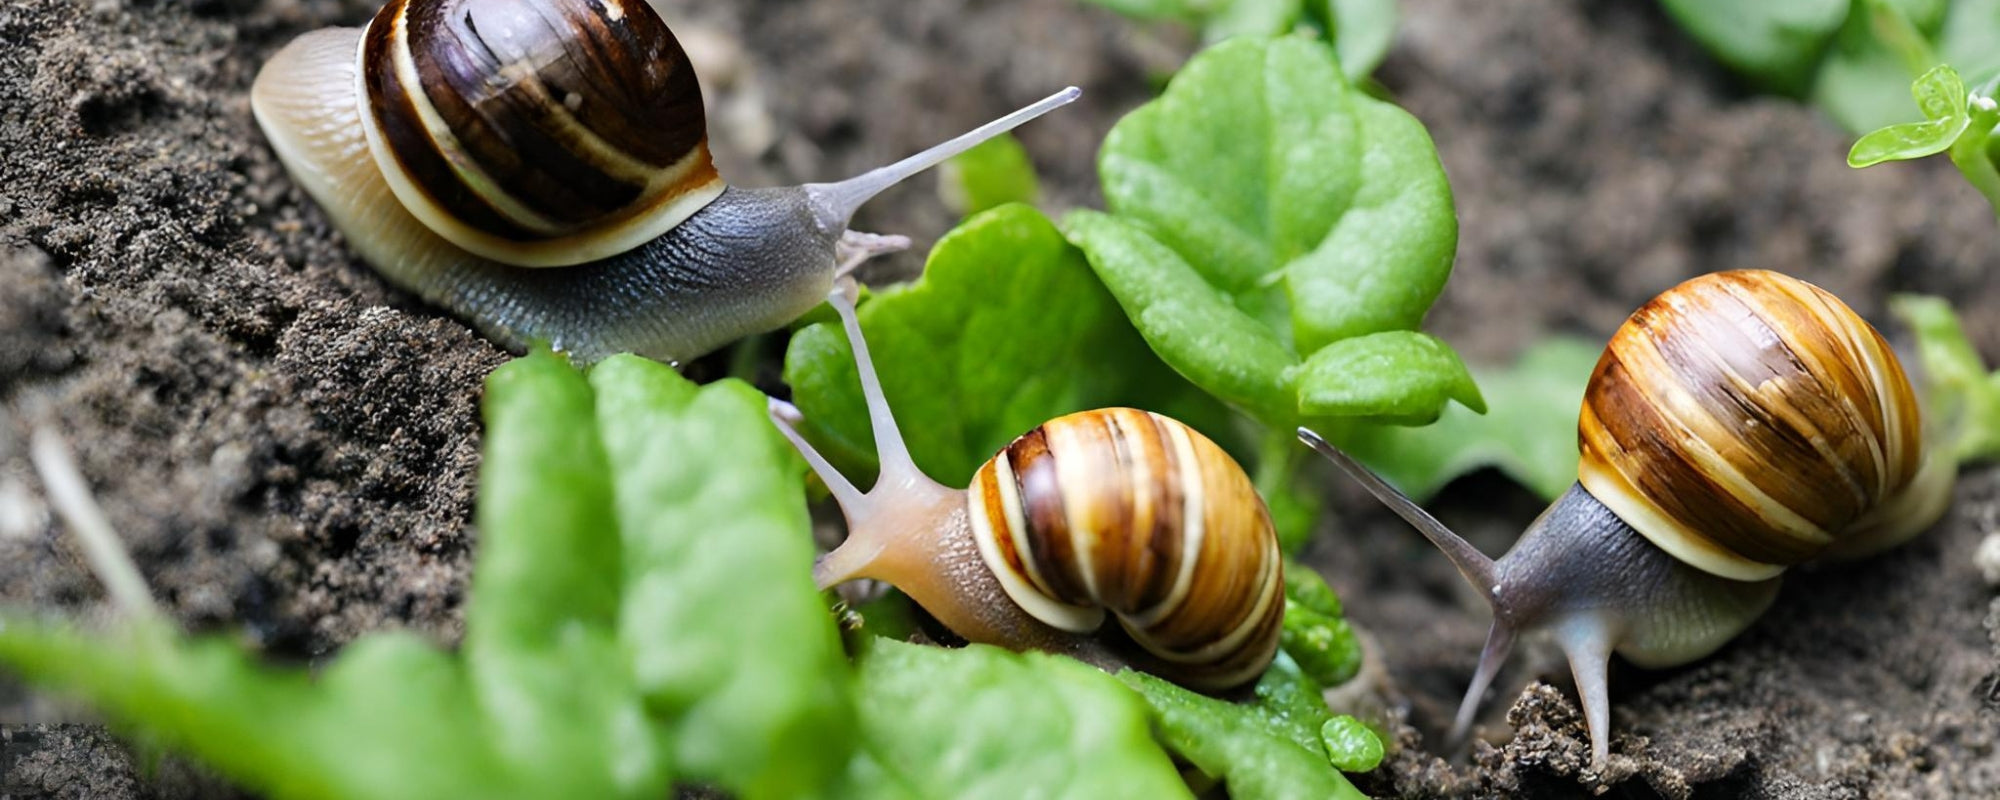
(0, 0, 1995, 797)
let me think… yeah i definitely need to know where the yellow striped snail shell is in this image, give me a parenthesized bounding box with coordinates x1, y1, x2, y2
(251, 0, 1077, 362)
(772, 281, 1284, 690)
(1301, 269, 1954, 765)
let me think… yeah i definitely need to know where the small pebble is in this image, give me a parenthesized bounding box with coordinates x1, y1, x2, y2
(0, 477, 44, 539)
(1976, 532, 2000, 588)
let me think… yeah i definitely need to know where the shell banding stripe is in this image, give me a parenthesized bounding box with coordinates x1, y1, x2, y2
(360, 0, 719, 242)
(967, 409, 1285, 687)
(1577, 270, 1925, 582)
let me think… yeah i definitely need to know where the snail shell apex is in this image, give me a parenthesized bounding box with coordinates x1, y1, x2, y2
(968, 408, 1285, 689)
(1577, 269, 1931, 582)
(359, 0, 723, 267)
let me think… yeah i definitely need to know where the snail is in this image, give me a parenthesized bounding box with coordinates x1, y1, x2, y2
(250, 0, 1079, 363)
(1299, 269, 1956, 765)
(768, 279, 1286, 690)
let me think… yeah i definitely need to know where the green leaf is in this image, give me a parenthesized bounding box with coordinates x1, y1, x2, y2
(1283, 564, 1344, 618)
(1340, 336, 1601, 502)
(0, 624, 517, 800)
(1079, 0, 1398, 79)
(1844, 63, 1971, 169)
(1321, 0, 1397, 79)
(1206, 0, 1306, 42)
(1254, 429, 1325, 552)
(1120, 657, 1369, 800)
(1320, 716, 1384, 772)
(1913, 61, 1972, 118)
(1845, 62, 2000, 214)
(846, 639, 1192, 800)
(1278, 567, 1359, 685)
(784, 203, 1235, 488)
(938, 134, 1041, 217)
(1065, 210, 1300, 423)
(0, 352, 865, 800)
(1814, 0, 1949, 134)
(590, 357, 853, 797)
(1295, 331, 1484, 424)
(470, 351, 662, 798)
(1849, 118, 1968, 165)
(1072, 37, 1469, 431)
(1938, 0, 2000, 89)
(1889, 295, 2000, 462)
(1076, 0, 1191, 21)
(1657, 0, 1850, 93)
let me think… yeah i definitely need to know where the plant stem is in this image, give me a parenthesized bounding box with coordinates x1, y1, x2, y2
(1866, 0, 1937, 81)
(1949, 97, 2000, 220)
(1256, 425, 1325, 553)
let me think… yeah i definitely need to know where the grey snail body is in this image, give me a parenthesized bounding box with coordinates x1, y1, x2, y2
(1303, 269, 1956, 766)
(251, 1, 1076, 363)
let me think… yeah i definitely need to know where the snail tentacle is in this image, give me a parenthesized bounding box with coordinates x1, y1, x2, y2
(1297, 428, 1497, 593)
(1553, 613, 1618, 768)
(1451, 622, 1515, 744)
(768, 398, 867, 517)
(802, 87, 1081, 232)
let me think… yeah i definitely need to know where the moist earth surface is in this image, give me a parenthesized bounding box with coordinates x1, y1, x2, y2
(0, 0, 1995, 798)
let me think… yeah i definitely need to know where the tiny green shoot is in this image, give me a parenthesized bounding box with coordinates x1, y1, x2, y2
(1076, 0, 1398, 79)
(1659, 0, 2000, 133)
(1849, 64, 2000, 219)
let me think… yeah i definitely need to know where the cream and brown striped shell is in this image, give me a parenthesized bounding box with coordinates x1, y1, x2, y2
(358, 0, 725, 267)
(966, 408, 1285, 689)
(1577, 270, 1935, 582)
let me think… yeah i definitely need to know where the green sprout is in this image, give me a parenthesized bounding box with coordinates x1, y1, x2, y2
(1849, 64, 2000, 220)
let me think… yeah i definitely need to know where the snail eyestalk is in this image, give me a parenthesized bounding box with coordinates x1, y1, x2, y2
(773, 279, 962, 592)
(804, 87, 1082, 230)
(1296, 428, 1497, 593)
(1453, 623, 1516, 744)
(1298, 428, 1519, 750)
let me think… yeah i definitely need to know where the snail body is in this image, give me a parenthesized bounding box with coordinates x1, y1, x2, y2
(771, 282, 1285, 690)
(251, 0, 1077, 363)
(1302, 269, 1955, 764)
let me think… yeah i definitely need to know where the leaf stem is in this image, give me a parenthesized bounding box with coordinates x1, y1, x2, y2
(1865, 0, 1937, 81)
(1948, 96, 2000, 219)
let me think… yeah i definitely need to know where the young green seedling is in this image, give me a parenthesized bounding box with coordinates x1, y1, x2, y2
(1850, 64, 2000, 221)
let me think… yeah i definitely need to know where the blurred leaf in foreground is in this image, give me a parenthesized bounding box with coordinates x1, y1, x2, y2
(0, 353, 853, 800)
(842, 638, 1192, 799)
(589, 356, 853, 796)
(1077, 0, 1398, 78)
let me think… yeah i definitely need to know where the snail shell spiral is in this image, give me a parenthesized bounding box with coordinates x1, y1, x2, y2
(968, 408, 1285, 689)
(1578, 269, 1937, 582)
(360, 0, 723, 267)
